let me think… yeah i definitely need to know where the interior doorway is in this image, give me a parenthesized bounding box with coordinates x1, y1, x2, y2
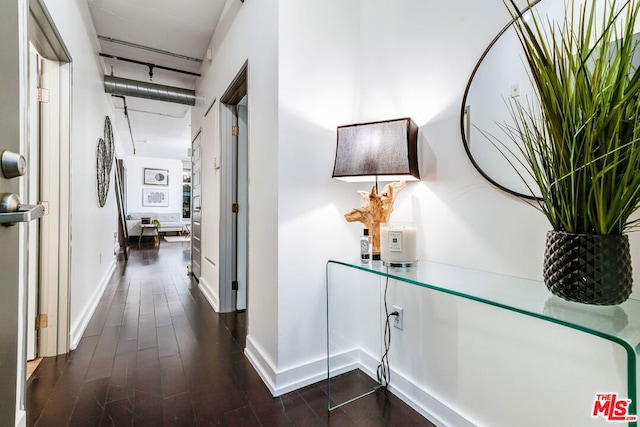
(220, 65, 248, 317)
(26, 0, 72, 362)
(26, 45, 67, 362)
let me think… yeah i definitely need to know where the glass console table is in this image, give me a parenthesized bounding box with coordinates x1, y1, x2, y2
(326, 259, 640, 424)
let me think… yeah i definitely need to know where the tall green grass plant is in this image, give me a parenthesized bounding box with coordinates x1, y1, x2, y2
(503, 0, 640, 235)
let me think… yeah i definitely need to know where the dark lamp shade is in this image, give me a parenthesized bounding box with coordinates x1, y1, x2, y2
(332, 117, 420, 182)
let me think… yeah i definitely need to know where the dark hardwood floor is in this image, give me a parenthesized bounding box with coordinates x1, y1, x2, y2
(26, 240, 434, 426)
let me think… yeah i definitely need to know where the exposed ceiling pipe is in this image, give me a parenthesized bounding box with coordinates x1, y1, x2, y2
(104, 75, 196, 106)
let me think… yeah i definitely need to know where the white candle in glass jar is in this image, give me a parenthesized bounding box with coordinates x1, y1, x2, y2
(380, 223, 418, 266)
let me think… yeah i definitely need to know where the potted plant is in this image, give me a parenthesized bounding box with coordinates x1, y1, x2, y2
(502, 0, 640, 304)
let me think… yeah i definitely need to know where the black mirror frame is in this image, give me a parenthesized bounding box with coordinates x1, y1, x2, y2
(459, 0, 542, 201)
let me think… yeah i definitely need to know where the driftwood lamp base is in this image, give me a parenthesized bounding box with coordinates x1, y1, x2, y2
(344, 181, 406, 257)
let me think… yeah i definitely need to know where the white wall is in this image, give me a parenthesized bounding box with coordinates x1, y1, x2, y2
(352, 0, 552, 279)
(42, 0, 120, 347)
(193, 0, 280, 371)
(277, 0, 364, 372)
(124, 155, 183, 215)
(277, 1, 633, 425)
(198, 0, 638, 425)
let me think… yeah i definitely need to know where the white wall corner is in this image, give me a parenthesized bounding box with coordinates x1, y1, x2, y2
(246, 338, 331, 397)
(245, 335, 278, 395)
(69, 257, 116, 349)
(198, 277, 219, 312)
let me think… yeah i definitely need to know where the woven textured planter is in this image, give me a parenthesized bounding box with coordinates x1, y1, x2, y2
(543, 231, 633, 305)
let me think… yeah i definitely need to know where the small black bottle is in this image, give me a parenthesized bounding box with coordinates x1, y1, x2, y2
(360, 229, 371, 263)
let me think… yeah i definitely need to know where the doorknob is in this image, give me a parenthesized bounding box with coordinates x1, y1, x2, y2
(0, 193, 44, 227)
(1, 150, 27, 179)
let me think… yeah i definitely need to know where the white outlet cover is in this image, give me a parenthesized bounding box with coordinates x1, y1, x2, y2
(510, 83, 520, 98)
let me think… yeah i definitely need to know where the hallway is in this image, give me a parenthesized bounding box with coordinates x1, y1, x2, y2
(26, 242, 433, 426)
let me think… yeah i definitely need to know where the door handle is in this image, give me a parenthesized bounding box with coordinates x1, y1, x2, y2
(0, 193, 44, 226)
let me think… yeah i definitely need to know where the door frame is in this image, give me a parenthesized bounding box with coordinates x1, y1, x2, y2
(26, 45, 41, 361)
(219, 63, 248, 314)
(29, 0, 72, 357)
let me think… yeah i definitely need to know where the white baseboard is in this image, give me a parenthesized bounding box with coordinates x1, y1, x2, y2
(15, 410, 25, 427)
(245, 335, 337, 397)
(245, 340, 473, 426)
(357, 350, 475, 427)
(245, 336, 277, 394)
(198, 277, 219, 312)
(69, 258, 116, 349)
(274, 355, 329, 396)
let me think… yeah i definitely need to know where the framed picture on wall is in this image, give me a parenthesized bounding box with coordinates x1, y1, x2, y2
(142, 188, 169, 207)
(144, 168, 169, 186)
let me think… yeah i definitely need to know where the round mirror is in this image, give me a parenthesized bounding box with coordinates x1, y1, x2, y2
(461, 0, 558, 199)
(462, 1, 640, 199)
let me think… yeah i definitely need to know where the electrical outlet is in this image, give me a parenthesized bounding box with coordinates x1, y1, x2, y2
(393, 305, 403, 330)
(510, 83, 520, 98)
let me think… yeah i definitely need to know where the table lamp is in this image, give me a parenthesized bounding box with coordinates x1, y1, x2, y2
(332, 117, 420, 260)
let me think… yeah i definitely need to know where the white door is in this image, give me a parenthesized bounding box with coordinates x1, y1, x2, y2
(0, 0, 34, 424)
(191, 132, 202, 279)
(0, 2, 69, 422)
(235, 96, 248, 311)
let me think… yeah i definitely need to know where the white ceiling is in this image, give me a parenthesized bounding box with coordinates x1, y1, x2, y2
(87, 0, 229, 161)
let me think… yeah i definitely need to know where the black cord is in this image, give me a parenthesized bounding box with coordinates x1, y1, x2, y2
(377, 269, 398, 389)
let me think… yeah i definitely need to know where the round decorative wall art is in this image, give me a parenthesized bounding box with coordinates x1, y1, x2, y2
(97, 116, 115, 207)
